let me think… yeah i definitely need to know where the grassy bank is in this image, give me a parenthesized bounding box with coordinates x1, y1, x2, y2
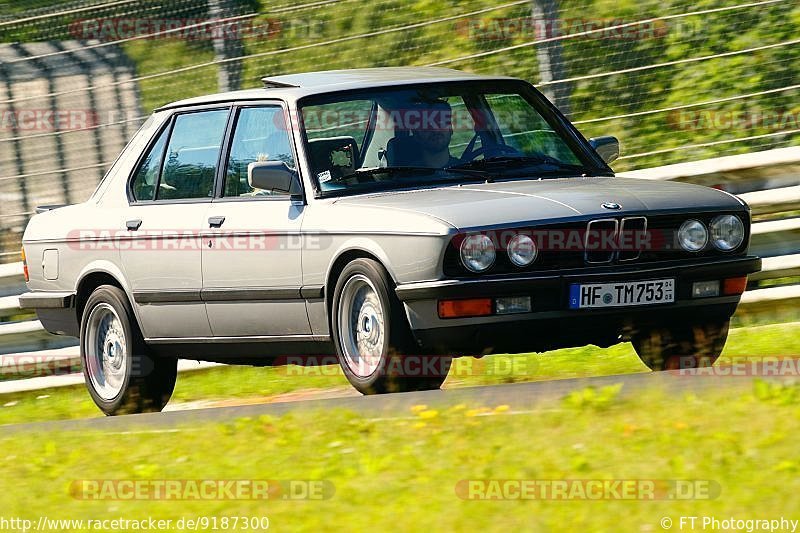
(1, 321, 798, 427)
(0, 379, 798, 530)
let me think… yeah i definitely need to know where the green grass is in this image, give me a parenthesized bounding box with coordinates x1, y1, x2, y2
(755, 276, 800, 289)
(1, 322, 798, 427)
(1, 380, 799, 530)
(122, 41, 217, 113)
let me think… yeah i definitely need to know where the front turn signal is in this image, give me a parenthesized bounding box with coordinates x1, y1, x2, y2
(723, 276, 748, 295)
(438, 298, 493, 319)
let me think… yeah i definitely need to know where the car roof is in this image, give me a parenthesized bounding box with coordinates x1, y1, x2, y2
(156, 67, 520, 111)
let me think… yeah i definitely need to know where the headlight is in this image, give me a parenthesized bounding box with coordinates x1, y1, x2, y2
(710, 215, 745, 251)
(507, 234, 537, 266)
(678, 220, 708, 252)
(460, 234, 496, 272)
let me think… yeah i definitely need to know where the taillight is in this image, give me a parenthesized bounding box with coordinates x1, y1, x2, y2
(21, 246, 29, 282)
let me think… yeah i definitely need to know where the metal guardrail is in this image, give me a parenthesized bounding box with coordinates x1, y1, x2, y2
(618, 146, 800, 192)
(0, 262, 26, 298)
(2, 147, 799, 355)
(740, 186, 800, 217)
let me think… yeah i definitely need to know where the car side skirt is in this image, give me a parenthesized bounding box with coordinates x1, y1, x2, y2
(147, 337, 335, 360)
(133, 286, 325, 304)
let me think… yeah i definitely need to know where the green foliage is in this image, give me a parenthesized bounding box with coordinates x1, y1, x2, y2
(562, 383, 623, 410)
(753, 379, 800, 405)
(2, 0, 798, 169)
(152, 0, 800, 170)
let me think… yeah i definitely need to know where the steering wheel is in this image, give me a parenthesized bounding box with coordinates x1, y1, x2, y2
(459, 133, 522, 162)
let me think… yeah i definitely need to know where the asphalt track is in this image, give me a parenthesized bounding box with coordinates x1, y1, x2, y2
(4, 362, 794, 434)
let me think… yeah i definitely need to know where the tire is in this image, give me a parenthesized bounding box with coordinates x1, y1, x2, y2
(631, 320, 730, 371)
(80, 285, 177, 415)
(331, 258, 450, 394)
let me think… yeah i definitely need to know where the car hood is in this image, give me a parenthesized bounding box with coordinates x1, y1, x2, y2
(332, 176, 745, 230)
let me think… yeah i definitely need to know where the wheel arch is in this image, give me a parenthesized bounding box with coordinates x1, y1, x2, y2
(325, 248, 392, 315)
(74, 262, 136, 326)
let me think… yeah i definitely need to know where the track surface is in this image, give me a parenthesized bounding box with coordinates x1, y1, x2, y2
(4, 364, 791, 434)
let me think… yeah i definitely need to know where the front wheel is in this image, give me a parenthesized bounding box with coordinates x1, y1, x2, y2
(631, 320, 729, 371)
(80, 285, 177, 415)
(331, 259, 450, 394)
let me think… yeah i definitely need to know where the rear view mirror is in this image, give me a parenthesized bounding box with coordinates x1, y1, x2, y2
(589, 136, 620, 164)
(247, 161, 302, 196)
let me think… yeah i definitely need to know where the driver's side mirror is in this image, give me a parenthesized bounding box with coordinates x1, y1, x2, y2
(247, 161, 302, 196)
(589, 136, 620, 165)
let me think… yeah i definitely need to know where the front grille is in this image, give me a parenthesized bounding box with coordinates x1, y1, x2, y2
(618, 216, 647, 261)
(584, 219, 618, 264)
(443, 211, 749, 277)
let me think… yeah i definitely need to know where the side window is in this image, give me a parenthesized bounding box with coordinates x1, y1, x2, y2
(302, 99, 372, 177)
(157, 109, 229, 200)
(224, 107, 296, 197)
(302, 99, 372, 150)
(130, 123, 169, 201)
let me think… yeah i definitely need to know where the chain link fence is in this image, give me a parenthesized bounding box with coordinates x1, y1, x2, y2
(1, 0, 798, 261)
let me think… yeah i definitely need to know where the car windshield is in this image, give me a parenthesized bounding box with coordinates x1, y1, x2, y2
(299, 81, 598, 195)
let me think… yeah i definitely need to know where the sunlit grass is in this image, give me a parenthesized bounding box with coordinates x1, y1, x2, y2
(1, 321, 797, 427)
(1, 380, 799, 530)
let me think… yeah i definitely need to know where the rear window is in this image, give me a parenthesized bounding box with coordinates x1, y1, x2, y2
(130, 123, 168, 202)
(158, 110, 229, 200)
(129, 108, 230, 202)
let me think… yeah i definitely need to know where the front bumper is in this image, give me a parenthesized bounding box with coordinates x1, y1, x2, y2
(395, 255, 761, 353)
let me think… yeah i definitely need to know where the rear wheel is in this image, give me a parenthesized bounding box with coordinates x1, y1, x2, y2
(331, 259, 450, 394)
(80, 285, 177, 415)
(631, 320, 729, 371)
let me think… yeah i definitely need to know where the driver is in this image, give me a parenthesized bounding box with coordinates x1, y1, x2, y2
(405, 99, 460, 168)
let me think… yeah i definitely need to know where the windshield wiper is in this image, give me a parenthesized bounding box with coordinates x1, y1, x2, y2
(330, 166, 438, 183)
(449, 156, 589, 175)
(332, 165, 492, 183)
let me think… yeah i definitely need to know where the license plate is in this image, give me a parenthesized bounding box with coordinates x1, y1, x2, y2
(568, 279, 675, 309)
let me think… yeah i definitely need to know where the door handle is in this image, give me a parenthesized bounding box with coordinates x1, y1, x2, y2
(208, 216, 226, 228)
(126, 219, 142, 231)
